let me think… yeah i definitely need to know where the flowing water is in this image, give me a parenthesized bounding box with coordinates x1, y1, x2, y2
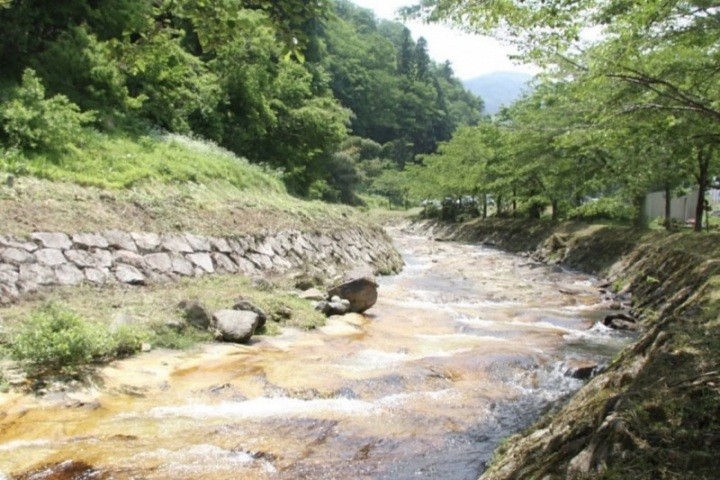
(0, 231, 632, 480)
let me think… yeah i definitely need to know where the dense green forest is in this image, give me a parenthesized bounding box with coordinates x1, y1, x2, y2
(398, 0, 720, 231)
(0, 0, 482, 204)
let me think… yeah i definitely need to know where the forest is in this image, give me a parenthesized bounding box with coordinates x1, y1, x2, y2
(0, 0, 482, 205)
(3, 0, 713, 232)
(402, 0, 720, 232)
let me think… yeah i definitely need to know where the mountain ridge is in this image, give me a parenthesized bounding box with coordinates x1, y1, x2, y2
(464, 71, 533, 115)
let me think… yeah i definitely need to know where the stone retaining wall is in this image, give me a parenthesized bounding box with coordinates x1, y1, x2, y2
(0, 227, 403, 304)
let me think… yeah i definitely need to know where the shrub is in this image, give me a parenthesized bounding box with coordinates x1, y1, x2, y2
(567, 196, 634, 222)
(9, 306, 111, 374)
(0, 69, 95, 152)
(110, 324, 149, 357)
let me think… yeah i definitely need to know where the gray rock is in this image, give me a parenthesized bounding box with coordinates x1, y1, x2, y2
(1, 247, 36, 264)
(0, 265, 19, 285)
(210, 237, 233, 253)
(113, 250, 146, 268)
(178, 299, 213, 330)
(115, 264, 146, 285)
(233, 299, 267, 329)
(35, 248, 67, 267)
(185, 234, 211, 252)
(55, 264, 85, 286)
(104, 230, 137, 252)
(144, 252, 173, 271)
(231, 254, 256, 274)
(64, 249, 96, 268)
(146, 270, 175, 283)
(0, 283, 19, 303)
(299, 288, 326, 301)
(171, 254, 195, 276)
(161, 234, 194, 253)
(292, 235, 312, 255)
(327, 267, 378, 313)
(212, 310, 260, 343)
(0, 236, 38, 252)
(18, 280, 39, 294)
(31, 232, 72, 250)
(91, 249, 113, 269)
(252, 239, 276, 257)
(226, 238, 245, 255)
(19, 263, 57, 285)
(211, 253, 237, 273)
(247, 253, 274, 270)
(85, 268, 110, 284)
(565, 363, 600, 380)
(266, 236, 285, 256)
(188, 252, 214, 273)
(603, 313, 638, 331)
(131, 232, 161, 251)
(321, 297, 350, 316)
(72, 233, 109, 249)
(605, 318, 639, 331)
(271, 255, 293, 271)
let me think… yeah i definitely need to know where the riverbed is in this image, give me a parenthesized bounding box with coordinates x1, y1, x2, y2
(0, 230, 631, 479)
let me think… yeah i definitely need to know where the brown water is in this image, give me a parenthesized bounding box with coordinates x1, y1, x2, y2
(0, 231, 631, 480)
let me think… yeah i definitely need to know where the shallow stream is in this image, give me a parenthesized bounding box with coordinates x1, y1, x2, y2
(0, 230, 631, 479)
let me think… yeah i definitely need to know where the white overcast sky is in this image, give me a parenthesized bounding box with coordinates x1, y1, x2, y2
(350, 0, 539, 79)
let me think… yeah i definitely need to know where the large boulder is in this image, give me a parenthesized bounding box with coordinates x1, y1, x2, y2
(212, 310, 260, 343)
(233, 299, 267, 329)
(327, 267, 378, 313)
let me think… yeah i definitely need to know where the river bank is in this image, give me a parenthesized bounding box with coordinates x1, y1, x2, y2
(411, 218, 720, 479)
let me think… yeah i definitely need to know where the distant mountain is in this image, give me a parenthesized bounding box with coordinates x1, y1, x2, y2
(464, 72, 533, 115)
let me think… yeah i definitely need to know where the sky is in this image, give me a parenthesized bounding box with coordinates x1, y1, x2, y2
(350, 0, 539, 80)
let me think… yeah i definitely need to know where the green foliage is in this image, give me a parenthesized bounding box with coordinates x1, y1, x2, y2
(0, 0, 485, 206)
(148, 323, 213, 350)
(33, 26, 137, 117)
(321, 1, 483, 163)
(0, 69, 95, 152)
(122, 29, 221, 134)
(110, 325, 149, 357)
(0, 131, 285, 191)
(9, 305, 111, 374)
(568, 197, 634, 222)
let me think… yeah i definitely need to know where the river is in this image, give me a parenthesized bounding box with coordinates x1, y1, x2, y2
(0, 230, 631, 479)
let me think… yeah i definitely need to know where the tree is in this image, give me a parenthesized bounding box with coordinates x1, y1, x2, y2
(414, 37, 431, 81)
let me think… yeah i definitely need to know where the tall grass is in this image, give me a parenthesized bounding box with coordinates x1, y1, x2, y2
(1, 129, 285, 192)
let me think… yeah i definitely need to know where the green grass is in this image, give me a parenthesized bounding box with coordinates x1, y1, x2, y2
(1, 130, 285, 191)
(0, 273, 327, 381)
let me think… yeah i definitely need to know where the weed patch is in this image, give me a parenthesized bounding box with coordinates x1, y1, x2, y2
(8, 305, 112, 375)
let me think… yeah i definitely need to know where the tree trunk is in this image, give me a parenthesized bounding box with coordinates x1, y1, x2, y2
(664, 182, 672, 230)
(551, 199, 559, 221)
(694, 147, 710, 233)
(633, 194, 647, 228)
(482, 193, 487, 219)
(512, 186, 517, 217)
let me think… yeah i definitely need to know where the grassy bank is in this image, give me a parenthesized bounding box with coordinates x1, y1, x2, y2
(0, 132, 370, 237)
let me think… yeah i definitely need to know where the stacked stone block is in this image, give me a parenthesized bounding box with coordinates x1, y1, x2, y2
(0, 228, 402, 304)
